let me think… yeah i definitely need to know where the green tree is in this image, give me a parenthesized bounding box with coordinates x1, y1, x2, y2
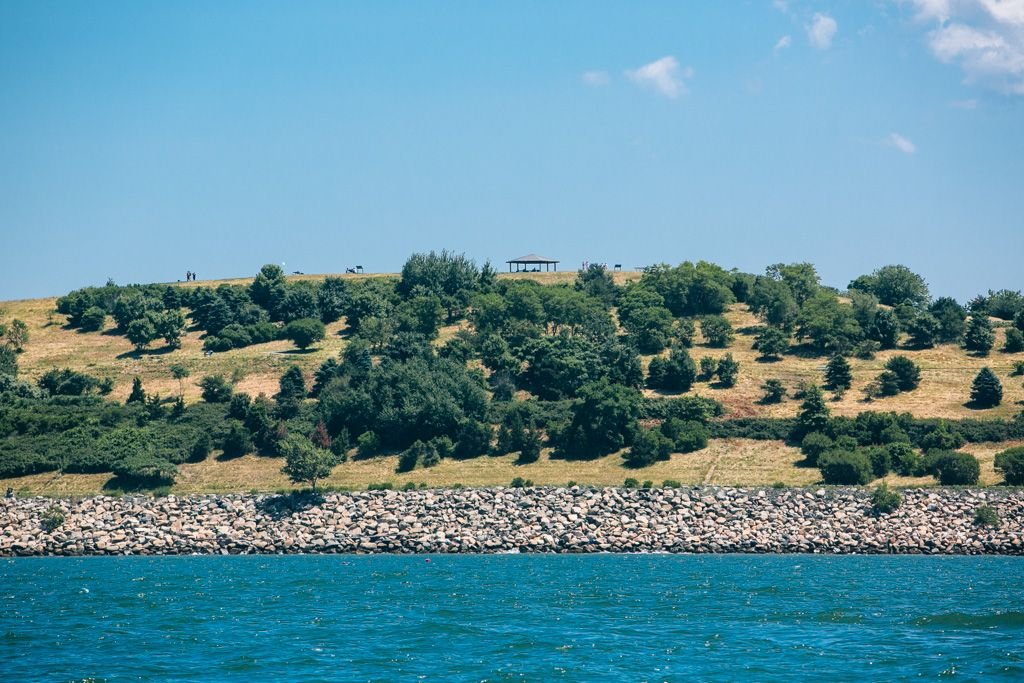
(0, 345, 17, 378)
(624, 427, 673, 467)
(281, 435, 336, 491)
(994, 446, 1024, 485)
(906, 312, 939, 348)
(715, 353, 739, 387)
(884, 356, 921, 392)
(760, 379, 786, 404)
(276, 365, 307, 402)
(929, 297, 966, 343)
(170, 364, 190, 397)
(79, 306, 107, 332)
(964, 315, 995, 355)
(125, 317, 157, 351)
(870, 309, 901, 349)
(4, 319, 29, 351)
(250, 264, 288, 318)
(1003, 328, 1024, 353)
(126, 377, 146, 404)
(969, 367, 1002, 408)
(701, 315, 734, 348)
(928, 450, 980, 485)
(849, 264, 930, 307)
(818, 450, 873, 485)
(575, 264, 617, 306)
(283, 317, 326, 350)
(791, 385, 831, 442)
(199, 374, 233, 403)
(646, 347, 697, 392)
(755, 326, 789, 360)
(555, 380, 642, 459)
(154, 309, 186, 348)
(824, 355, 853, 392)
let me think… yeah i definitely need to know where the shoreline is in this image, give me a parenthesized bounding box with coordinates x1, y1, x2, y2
(2, 487, 1022, 557)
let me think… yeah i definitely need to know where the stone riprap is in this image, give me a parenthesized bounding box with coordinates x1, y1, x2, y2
(1, 487, 1021, 556)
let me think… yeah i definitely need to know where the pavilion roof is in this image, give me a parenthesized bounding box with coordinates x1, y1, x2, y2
(506, 253, 559, 264)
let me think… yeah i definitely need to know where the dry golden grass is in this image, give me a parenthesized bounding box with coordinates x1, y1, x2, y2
(638, 305, 1024, 420)
(0, 438, 810, 495)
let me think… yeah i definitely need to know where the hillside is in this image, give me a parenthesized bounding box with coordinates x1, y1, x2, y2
(1, 261, 1022, 497)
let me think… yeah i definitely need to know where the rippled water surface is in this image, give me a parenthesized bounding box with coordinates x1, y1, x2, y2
(2, 555, 1023, 681)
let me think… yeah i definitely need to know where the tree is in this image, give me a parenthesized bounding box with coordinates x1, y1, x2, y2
(575, 264, 617, 306)
(554, 380, 642, 459)
(849, 265, 930, 307)
(870, 309, 901, 349)
(0, 345, 17, 378)
(760, 379, 786, 404)
(824, 355, 853, 392)
(964, 315, 995, 355)
(250, 264, 288, 318)
(755, 326, 789, 360)
(818, 450, 873, 485)
(1003, 328, 1024, 353)
(221, 422, 254, 459)
(646, 347, 697, 392)
(276, 365, 307, 402)
(715, 353, 739, 387)
(791, 385, 831, 442)
(170, 364, 190, 397)
(929, 297, 966, 343)
(994, 446, 1024, 485)
(884, 356, 921, 392)
(624, 427, 673, 467)
(281, 434, 336, 491)
(905, 312, 939, 348)
(199, 374, 233, 403)
(79, 306, 107, 332)
(698, 356, 718, 381)
(701, 315, 734, 348)
(4, 319, 28, 352)
(969, 367, 1002, 408)
(126, 377, 146, 404)
(125, 317, 157, 351)
(876, 370, 902, 397)
(154, 309, 186, 349)
(928, 450, 980, 485)
(283, 317, 326, 350)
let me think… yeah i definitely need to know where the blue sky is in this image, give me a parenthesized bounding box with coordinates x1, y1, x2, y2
(1, 1, 1021, 301)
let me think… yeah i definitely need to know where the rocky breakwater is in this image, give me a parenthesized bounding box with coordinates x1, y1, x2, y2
(1, 487, 1022, 556)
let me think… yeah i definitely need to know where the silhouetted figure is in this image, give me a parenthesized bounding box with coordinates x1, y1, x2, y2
(5, 487, 12, 499)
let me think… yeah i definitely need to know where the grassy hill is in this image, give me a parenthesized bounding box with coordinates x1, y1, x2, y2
(1, 269, 1021, 496)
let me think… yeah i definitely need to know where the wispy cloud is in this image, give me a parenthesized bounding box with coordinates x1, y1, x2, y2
(774, 35, 792, 53)
(625, 56, 694, 98)
(906, 0, 1024, 95)
(886, 132, 917, 154)
(807, 13, 838, 49)
(773, 0, 789, 13)
(581, 70, 610, 86)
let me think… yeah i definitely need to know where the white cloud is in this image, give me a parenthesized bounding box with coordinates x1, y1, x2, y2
(582, 70, 610, 86)
(774, 35, 793, 53)
(625, 56, 693, 98)
(887, 132, 917, 154)
(807, 13, 839, 49)
(906, 0, 1024, 94)
(773, 0, 789, 13)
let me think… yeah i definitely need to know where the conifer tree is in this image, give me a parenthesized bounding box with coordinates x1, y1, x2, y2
(126, 377, 146, 404)
(964, 315, 995, 355)
(791, 384, 831, 442)
(970, 367, 1003, 408)
(824, 354, 852, 391)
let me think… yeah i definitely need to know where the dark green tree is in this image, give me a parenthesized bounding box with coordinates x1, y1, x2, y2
(624, 427, 673, 467)
(283, 317, 326, 350)
(715, 353, 739, 387)
(849, 265, 930, 307)
(125, 317, 157, 351)
(906, 312, 939, 348)
(755, 326, 789, 360)
(824, 354, 853, 392)
(964, 315, 995, 355)
(870, 309, 901, 349)
(199, 374, 233, 403)
(701, 315, 734, 348)
(554, 380, 642, 459)
(1002, 328, 1024, 353)
(969, 367, 1002, 408)
(760, 379, 786, 404)
(884, 356, 921, 392)
(126, 377, 146, 404)
(791, 384, 831, 442)
(281, 434, 335, 491)
(250, 264, 288, 318)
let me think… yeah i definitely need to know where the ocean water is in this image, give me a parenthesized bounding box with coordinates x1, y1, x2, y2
(2, 555, 1023, 682)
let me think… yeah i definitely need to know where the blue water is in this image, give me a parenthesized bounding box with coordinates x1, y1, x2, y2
(2, 556, 1023, 681)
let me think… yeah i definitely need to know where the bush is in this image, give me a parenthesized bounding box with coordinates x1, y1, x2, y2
(701, 315, 734, 347)
(870, 483, 902, 515)
(969, 367, 1002, 408)
(1013, 360, 1024, 377)
(884, 356, 921, 392)
(866, 446, 891, 478)
(357, 431, 380, 457)
(698, 356, 718, 381)
(818, 450, 873, 485)
(454, 420, 492, 459)
(398, 439, 436, 472)
(715, 353, 739, 388)
(623, 478, 639, 488)
(220, 423, 253, 459)
(800, 432, 833, 466)
(199, 375, 233, 403)
(509, 476, 533, 488)
(283, 318, 326, 350)
(1003, 328, 1024, 353)
(927, 450, 980, 485)
(662, 479, 682, 488)
(367, 482, 393, 491)
(919, 422, 965, 453)
(973, 506, 1000, 528)
(79, 307, 107, 332)
(888, 442, 923, 476)
(624, 427, 673, 467)
(994, 446, 1024, 485)
(760, 379, 786, 404)
(41, 505, 65, 532)
(111, 453, 178, 485)
(280, 435, 336, 491)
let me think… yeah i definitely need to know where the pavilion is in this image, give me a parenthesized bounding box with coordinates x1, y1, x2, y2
(506, 253, 560, 273)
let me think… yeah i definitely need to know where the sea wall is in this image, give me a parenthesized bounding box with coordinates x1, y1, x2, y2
(1, 487, 1022, 556)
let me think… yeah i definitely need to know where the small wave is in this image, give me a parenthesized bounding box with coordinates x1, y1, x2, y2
(912, 611, 1024, 629)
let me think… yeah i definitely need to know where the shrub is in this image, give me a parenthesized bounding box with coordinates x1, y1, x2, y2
(790, 385, 831, 443)
(888, 442, 923, 476)
(283, 317, 326, 350)
(111, 453, 178, 485)
(800, 432, 833, 466)
(876, 370, 902, 397)
(625, 428, 673, 467)
(973, 506, 1000, 528)
(1003, 328, 1024, 353)
(398, 440, 435, 473)
(367, 482, 393, 491)
(518, 428, 542, 464)
(79, 306, 107, 332)
(884, 356, 921, 392)
(662, 479, 682, 488)
(866, 447, 891, 478)
(41, 505, 65, 532)
(854, 340, 881, 360)
(760, 379, 786, 404)
(818, 450, 873, 485)
(623, 478, 639, 488)
(870, 483, 902, 515)
(357, 431, 380, 457)
(701, 315, 734, 347)
(927, 450, 980, 485)
(755, 326, 789, 360)
(280, 435, 336, 491)
(715, 353, 739, 388)
(509, 476, 533, 488)
(1013, 361, 1024, 377)
(969, 367, 1002, 408)
(994, 446, 1024, 485)
(964, 315, 995, 355)
(220, 423, 254, 459)
(919, 422, 965, 453)
(698, 356, 718, 381)
(401, 481, 418, 491)
(454, 420, 492, 459)
(199, 375, 233, 403)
